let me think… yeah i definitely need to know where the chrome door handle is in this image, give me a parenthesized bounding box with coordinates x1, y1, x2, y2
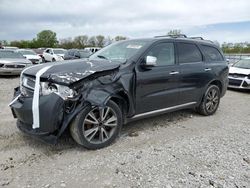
(169, 71, 179, 75)
(205, 68, 212, 71)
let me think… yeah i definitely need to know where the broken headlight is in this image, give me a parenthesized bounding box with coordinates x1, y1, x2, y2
(40, 82, 77, 100)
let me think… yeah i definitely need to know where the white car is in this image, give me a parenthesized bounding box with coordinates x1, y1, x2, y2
(17, 49, 42, 64)
(228, 58, 250, 90)
(43, 48, 66, 62)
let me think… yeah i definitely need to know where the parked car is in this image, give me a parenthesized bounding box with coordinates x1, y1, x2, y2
(85, 47, 101, 53)
(64, 49, 92, 60)
(33, 48, 45, 62)
(0, 50, 32, 75)
(43, 48, 66, 62)
(3, 46, 19, 50)
(16, 49, 42, 64)
(228, 58, 250, 90)
(10, 35, 228, 149)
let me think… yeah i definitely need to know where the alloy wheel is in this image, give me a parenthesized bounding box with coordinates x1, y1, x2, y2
(205, 88, 219, 113)
(82, 107, 118, 144)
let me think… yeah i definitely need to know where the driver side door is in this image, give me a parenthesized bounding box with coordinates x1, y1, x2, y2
(135, 42, 181, 114)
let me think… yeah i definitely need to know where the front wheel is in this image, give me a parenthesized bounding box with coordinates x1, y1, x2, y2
(70, 101, 122, 149)
(197, 85, 220, 116)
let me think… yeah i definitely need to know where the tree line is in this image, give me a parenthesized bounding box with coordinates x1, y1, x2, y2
(1, 29, 250, 53)
(0, 30, 128, 49)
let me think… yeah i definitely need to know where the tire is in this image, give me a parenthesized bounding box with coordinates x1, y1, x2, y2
(197, 85, 220, 116)
(52, 58, 56, 62)
(70, 100, 123, 149)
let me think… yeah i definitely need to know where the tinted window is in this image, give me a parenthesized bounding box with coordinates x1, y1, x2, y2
(146, 43, 175, 66)
(201, 45, 223, 61)
(178, 43, 202, 63)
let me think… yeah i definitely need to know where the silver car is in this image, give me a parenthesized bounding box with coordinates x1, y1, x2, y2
(228, 58, 250, 90)
(0, 50, 32, 75)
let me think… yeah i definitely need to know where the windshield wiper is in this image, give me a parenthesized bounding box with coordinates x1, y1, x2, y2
(97, 55, 108, 60)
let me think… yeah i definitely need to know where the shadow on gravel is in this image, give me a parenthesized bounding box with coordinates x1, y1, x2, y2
(228, 88, 250, 94)
(122, 109, 196, 137)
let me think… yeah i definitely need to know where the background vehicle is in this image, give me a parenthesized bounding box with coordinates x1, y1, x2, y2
(3, 46, 19, 50)
(64, 49, 92, 60)
(33, 48, 45, 62)
(43, 48, 66, 62)
(17, 49, 42, 64)
(0, 50, 32, 75)
(228, 58, 250, 90)
(10, 35, 228, 149)
(85, 47, 101, 53)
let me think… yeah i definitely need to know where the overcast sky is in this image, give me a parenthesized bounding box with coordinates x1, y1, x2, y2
(0, 0, 250, 43)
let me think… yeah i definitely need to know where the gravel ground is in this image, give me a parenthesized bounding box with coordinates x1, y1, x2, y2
(0, 77, 249, 188)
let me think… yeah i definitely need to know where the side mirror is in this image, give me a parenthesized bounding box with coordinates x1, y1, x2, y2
(143, 56, 157, 67)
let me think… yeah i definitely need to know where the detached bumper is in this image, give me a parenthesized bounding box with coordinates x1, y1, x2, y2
(10, 87, 65, 143)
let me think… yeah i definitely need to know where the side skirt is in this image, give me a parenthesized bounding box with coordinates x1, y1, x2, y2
(125, 102, 197, 124)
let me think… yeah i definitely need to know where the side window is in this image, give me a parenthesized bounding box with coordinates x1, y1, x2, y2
(45, 49, 50, 53)
(177, 43, 202, 63)
(201, 45, 224, 61)
(146, 43, 175, 66)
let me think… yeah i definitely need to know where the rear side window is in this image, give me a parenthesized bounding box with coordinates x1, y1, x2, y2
(201, 45, 224, 61)
(177, 43, 202, 63)
(146, 43, 175, 66)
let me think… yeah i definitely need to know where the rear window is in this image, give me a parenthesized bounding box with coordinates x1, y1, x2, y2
(201, 45, 224, 61)
(177, 43, 202, 63)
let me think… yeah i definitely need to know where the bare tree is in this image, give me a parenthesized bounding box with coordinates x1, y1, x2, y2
(96, 35, 105, 47)
(74, 35, 88, 48)
(114, 36, 127, 41)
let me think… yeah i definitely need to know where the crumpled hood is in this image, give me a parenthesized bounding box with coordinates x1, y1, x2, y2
(23, 59, 120, 85)
(0, 58, 31, 64)
(229, 66, 250, 75)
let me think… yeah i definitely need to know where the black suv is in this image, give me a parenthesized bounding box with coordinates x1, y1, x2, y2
(10, 35, 229, 149)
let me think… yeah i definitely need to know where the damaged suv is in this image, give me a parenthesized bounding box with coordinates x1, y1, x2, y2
(10, 35, 228, 149)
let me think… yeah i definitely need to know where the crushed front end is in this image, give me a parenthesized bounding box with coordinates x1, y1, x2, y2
(9, 74, 83, 144)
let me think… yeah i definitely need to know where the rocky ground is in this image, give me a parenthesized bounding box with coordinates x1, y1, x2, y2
(0, 76, 249, 188)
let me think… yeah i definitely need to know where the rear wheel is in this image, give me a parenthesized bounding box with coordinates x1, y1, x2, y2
(52, 58, 56, 62)
(197, 85, 220, 116)
(70, 101, 122, 149)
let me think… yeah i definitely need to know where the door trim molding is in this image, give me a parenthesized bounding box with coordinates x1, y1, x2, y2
(131, 102, 197, 119)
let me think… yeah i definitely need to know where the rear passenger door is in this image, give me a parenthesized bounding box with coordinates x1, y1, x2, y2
(177, 42, 207, 104)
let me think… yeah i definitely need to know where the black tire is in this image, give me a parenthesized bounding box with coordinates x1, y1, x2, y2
(197, 85, 220, 116)
(52, 58, 56, 62)
(70, 100, 122, 149)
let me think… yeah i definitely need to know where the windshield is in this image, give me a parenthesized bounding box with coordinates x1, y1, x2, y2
(233, 59, 250, 69)
(89, 40, 148, 62)
(0, 51, 24, 58)
(19, 50, 36, 55)
(53, 49, 66, 54)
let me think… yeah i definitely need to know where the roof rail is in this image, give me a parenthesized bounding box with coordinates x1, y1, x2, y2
(189, 37, 204, 40)
(154, 34, 187, 38)
(154, 35, 215, 44)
